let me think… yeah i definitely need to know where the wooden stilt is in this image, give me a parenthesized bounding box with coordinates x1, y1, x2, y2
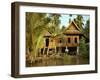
(43, 47, 45, 55)
(47, 47, 49, 55)
(77, 46, 79, 55)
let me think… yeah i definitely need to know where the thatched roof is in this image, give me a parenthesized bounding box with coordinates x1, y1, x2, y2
(64, 30, 82, 35)
(63, 21, 83, 35)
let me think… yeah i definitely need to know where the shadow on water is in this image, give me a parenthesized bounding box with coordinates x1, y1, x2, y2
(26, 54, 89, 67)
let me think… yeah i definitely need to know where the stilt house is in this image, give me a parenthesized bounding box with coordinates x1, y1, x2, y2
(40, 21, 83, 55)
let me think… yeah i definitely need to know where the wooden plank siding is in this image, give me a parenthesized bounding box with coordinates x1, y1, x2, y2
(41, 20, 83, 51)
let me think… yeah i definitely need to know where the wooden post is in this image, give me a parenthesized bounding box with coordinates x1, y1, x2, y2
(47, 47, 49, 55)
(77, 46, 79, 55)
(43, 47, 45, 55)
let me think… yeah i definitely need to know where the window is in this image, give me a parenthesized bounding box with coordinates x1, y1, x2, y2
(68, 38, 70, 43)
(75, 37, 77, 43)
(59, 40, 62, 43)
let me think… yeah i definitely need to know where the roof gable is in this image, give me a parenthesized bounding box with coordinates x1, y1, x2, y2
(66, 21, 81, 31)
(63, 21, 82, 35)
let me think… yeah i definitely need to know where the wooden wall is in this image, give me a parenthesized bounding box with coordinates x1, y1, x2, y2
(65, 35, 79, 47)
(42, 35, 80, 49)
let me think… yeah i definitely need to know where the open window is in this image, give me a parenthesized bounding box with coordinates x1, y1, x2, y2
(75, 37, 77, 43)
(68, 38, 71, 43)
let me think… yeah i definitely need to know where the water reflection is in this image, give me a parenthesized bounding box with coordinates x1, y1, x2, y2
(26, 54, 89, 67)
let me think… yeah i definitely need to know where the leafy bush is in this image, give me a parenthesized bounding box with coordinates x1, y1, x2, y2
(79, 37, 89, 59)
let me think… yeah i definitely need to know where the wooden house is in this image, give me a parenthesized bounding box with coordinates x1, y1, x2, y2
(40, 31, 56, 55)
(63, 21, 83, 55)
(40, 21, 83, 55)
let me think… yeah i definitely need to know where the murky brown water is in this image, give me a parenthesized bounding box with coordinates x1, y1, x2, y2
(26, 54, 89, 67)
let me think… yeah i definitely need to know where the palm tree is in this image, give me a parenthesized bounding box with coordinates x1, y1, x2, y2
(26, 12, 51, 58)
(26, 13, 61, 60)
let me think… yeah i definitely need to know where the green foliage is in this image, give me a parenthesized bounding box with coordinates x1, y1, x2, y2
(26, 13, 90, 60)
(84, 19, 90, 42)
(26, 13, 61, 57)
(48, 14, 61, 35)
(74, 16, 89, 59)
(61, 26, 66, 32)
(74, 15, 84, 31)
(26, 12, 51, 57)
(79, 37, 89, 59)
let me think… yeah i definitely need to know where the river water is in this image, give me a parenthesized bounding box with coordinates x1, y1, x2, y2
(26, 54, 89, 67)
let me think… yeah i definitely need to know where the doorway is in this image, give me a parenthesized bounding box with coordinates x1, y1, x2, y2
(45, 38, 49, 47)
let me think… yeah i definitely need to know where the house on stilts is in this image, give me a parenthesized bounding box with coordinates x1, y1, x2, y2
(39, 21, 84, 56)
